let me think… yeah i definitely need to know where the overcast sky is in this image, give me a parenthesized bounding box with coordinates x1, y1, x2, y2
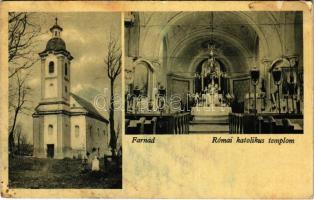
(11, 12, 121, 143)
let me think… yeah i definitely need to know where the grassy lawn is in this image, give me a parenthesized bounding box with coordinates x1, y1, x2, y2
(9, 156, 122, 189)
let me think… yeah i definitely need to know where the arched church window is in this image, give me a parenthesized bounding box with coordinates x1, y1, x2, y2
(75, 125, 79, 137)
(97, 128, 100, 137)
(133, 63, 150, 96)
(65, 63, 68, 76)
(49, 61, 54, 73)
(48, 124, 53, 135)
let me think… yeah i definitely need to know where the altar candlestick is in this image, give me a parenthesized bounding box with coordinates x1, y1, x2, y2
(250, 67, 260, 114)
(218, 74, 221, 91)
(201, 73, 204, 91)
(211, 75, 214, 88)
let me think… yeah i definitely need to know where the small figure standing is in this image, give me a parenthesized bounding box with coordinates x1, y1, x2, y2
(81, 153, 89, 173)
(92, 156, 100, 171)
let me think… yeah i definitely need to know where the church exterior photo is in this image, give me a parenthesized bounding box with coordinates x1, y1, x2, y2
(33, 19, 109, 159)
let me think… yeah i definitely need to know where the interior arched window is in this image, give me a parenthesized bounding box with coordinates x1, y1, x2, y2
(49, 61, 54, 73)
(133, 62, 152, 97)
(65, 63, 68, 76)
(48, 124, 53, 135)
(75, 125, 79, 137)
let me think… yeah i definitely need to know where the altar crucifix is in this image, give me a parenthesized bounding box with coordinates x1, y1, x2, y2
(199, 44, 222, 107)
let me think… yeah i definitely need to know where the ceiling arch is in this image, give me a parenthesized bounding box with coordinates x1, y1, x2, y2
(189, 51, 234, 74)
(139, 11, 283, 65)
(133, 58, 156, 72)
(167, 29, 252, 73)
(169, 28, 253, 59)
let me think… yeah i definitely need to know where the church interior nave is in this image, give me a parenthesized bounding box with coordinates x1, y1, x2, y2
(124, 11, 303, 134)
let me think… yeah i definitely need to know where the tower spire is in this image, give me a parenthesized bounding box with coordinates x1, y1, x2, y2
(50, 17, 63, 38)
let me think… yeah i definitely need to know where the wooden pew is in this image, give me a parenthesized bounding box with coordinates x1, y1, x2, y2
(125, 117, 146, 134)
(229, 113, 303, 134)
(125, 112, 190, 134)
(144, 117, 157, 134)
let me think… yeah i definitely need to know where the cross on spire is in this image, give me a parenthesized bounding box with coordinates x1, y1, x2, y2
(50, 17, 63, 37)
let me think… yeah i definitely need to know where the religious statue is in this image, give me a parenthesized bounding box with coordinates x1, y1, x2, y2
(194, 92, 200, 106)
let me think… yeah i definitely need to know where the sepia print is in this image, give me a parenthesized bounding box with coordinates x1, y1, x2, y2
(0, 1, 313, 199)
(8, 12, 122, 188)
(124, 11, 304, 134)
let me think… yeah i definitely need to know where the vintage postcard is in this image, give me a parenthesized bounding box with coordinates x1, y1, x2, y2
(0, 1, 313, 199)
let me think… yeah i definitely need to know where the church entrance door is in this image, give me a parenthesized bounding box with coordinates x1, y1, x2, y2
(47, 144, 54, 158)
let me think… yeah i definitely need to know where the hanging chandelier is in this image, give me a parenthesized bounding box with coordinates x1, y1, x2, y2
(207, 12, 217, 75)
(206, 43, 217, 75)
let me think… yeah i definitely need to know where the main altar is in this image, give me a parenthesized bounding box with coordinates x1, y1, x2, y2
(189, 45, 231, 133)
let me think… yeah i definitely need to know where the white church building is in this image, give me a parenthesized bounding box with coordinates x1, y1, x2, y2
(33, 19, 109, 159)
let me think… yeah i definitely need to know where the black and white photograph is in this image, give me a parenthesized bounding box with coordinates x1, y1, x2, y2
(8, 12, 122, 188)
(124, 11, 304, 134)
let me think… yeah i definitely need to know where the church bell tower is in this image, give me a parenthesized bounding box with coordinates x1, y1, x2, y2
(39, 18, 73, 104)
(34, 18, 73, 159)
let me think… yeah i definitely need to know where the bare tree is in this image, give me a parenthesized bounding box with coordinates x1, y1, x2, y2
(18, 133, 28, 156)
(104, 35, 121, 157)
(12, 123, 29, 155)
(12, 124, 24, 155)
(20, 134, 29, 154)
(9, 71, 32, 154)
(9, 12, 41, 78)
(8, 12, 39, 154)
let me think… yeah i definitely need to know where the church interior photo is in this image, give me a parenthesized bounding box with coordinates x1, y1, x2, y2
(124, 11, 304, 134)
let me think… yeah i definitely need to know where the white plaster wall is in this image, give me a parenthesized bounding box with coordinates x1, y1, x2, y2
(69, 96, 86, 112)
(86, 116, 109, 157)
(45, 79, 58, 98)
(70, 116, 86, 152)
(44, 54, 59, 99)
(43, 115, 58, 151)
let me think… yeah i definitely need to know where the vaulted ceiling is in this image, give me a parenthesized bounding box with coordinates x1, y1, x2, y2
(135, 11, 301, 76)
(163, 12, 258, 74)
